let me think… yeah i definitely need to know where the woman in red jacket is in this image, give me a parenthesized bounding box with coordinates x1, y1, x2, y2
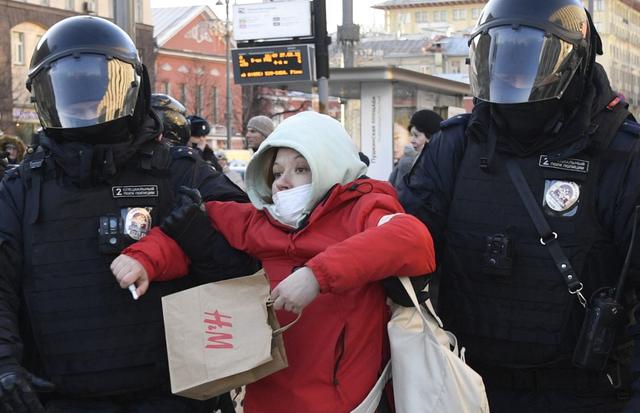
(111, 111, 435, 413)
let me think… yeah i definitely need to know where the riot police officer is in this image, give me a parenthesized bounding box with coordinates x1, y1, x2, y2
(0, 16, 257, 412)
(150, 93, 191, 146)
(400, 1, 640, 411)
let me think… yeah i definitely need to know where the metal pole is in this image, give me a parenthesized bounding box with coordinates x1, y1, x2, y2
(338, 0, 359, 68)
(313, 0, 330, 114)
(225, 0, 232, 149)
(113, 0, 136, 42)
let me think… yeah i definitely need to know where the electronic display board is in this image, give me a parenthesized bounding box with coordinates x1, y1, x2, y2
(231, 44, 316, 85)
(233, 1, 312, 42)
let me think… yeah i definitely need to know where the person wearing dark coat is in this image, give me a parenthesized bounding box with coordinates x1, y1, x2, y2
(187, 114, 223, 172)
(400, 1, 640, 412)
(407, 109, 443, 154)
(0, 16, 258, 413)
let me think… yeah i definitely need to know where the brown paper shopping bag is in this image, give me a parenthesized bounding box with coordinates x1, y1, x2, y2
(162, 269, 290, 400)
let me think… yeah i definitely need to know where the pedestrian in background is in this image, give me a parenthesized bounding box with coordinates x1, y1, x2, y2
(111, 111, 435, 413)
(388, 144, 417, 189)
(400, 1, 640, 411)
(0, 134, 26, 166)
(408, 109, 443, 154)
(188, 114, 222, 172)
(245, 115, 275, 152)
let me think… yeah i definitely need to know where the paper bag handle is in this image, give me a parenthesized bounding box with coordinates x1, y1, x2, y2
(266, 301, 302, 335)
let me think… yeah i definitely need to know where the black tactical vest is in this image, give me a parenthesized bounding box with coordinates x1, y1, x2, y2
(440, 118, 626, 367)
(20, 143, 198, 396)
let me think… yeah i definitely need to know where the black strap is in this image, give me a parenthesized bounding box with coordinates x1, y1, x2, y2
(505, 158, 586, 307)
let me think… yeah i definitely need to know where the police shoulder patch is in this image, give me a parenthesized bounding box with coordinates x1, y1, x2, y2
(170, 146, 200, 161)
(620, 120, 640, 137)
(440, 113, 471, 130)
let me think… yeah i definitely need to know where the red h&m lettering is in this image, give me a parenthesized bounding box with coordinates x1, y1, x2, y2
(204, 310, 234, 349)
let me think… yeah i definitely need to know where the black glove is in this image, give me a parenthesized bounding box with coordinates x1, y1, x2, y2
(161, 186, 261, 281)
(0, 365, 54, 413)
(161, 186, 208, 247)
(382, 274, 430, 307)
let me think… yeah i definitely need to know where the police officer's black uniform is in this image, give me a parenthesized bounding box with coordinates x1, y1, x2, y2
(0, 16, 257, 413)
(400, 1, 640, 412)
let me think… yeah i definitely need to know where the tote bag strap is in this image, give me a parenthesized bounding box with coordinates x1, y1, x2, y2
(398, 277, 460, 355)
(266, 301, 302, 335)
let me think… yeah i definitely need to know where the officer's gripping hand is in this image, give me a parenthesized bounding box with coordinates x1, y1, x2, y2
(111, 255, 149, 298)
(160, 186, 216, 261)
(160, 186, 205, 243)
(0, 364, 54, 413)
(270, 267, 320, 314)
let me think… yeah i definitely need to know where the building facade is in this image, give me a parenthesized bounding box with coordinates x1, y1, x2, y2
(2, 0, 155, 141)
(373, 0, 640, 112)
(153, 6, 243, 149)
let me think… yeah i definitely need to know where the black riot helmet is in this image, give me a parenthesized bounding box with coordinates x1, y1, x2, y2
(151, 93, 191, 145)
(26, 16, 149, 143)
(188, 115, 211, 137)
(469, 0, 593, 104)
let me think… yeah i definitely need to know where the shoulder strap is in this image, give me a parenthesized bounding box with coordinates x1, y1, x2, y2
(20, 145, 48, 224)
(138, 140, 171, 172)
(505, 159, 587, 307)
(588, 95, 633, 154)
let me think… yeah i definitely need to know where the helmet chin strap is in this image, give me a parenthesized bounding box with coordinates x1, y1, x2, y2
(128, 64, 152, 136)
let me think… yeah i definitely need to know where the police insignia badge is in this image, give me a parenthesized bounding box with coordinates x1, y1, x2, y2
(124, 207, 152, 240)
(544, 181, 580, 212)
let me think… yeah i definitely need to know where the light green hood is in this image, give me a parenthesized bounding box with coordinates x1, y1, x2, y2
(245, 111, 367, 225)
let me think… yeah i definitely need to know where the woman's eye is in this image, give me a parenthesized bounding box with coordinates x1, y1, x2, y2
(273, 172, 282, 178)
(295, 167, 309, 174)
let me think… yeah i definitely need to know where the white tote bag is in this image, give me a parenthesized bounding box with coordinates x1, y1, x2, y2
(389, 276, 490, 413)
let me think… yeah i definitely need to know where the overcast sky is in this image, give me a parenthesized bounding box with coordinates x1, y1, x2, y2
(150, 0, 385, 32)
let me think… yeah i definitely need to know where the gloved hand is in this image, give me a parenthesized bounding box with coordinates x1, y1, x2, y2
(0, 365, 54, 413)
(160, 186, 206, 243)
(161, 186, 261, 282)
(270, 267, 320, 314)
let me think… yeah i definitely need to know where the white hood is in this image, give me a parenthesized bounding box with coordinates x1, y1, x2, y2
(244, 111, 367, 226)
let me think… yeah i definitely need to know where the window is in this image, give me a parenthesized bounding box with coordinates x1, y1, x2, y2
(161, 81, 171, 95)
(136, 0, 143, 23)
(180, 83, 188, 106)
(84, 0, 96, 13)
(211, 87, 219, 124)
(40, 0, 49, 5)
(397, 12, 410, 24)
(415, 11, 428, 23)
(594, 0, 604, 12)
(66, 0, 75, 9)
(472, 8, 482, 19)
(195, 85, 204, 114)
(453, 9, 467, 20)
(12, 31, 25, 65)
(433, 10, 447, 22)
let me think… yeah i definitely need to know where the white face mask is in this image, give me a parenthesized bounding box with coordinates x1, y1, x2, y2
(270, 183, 313, 227)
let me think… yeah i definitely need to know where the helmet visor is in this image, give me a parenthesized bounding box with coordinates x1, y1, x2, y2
(469, 26, 581, 104)
(31, 54, 140, 128)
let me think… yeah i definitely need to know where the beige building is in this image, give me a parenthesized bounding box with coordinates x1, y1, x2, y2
(4, 0, 154, 141)
(373, 0, 640, 111)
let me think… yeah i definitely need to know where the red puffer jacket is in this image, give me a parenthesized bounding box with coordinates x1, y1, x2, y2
(125, 178, 435, 413)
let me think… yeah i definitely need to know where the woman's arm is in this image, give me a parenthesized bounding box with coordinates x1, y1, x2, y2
(307, 194, 436, 294)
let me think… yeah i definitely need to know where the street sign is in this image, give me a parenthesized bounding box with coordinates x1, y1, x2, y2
(233, 1, 312, 42)
(231, 44, 316, 85)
